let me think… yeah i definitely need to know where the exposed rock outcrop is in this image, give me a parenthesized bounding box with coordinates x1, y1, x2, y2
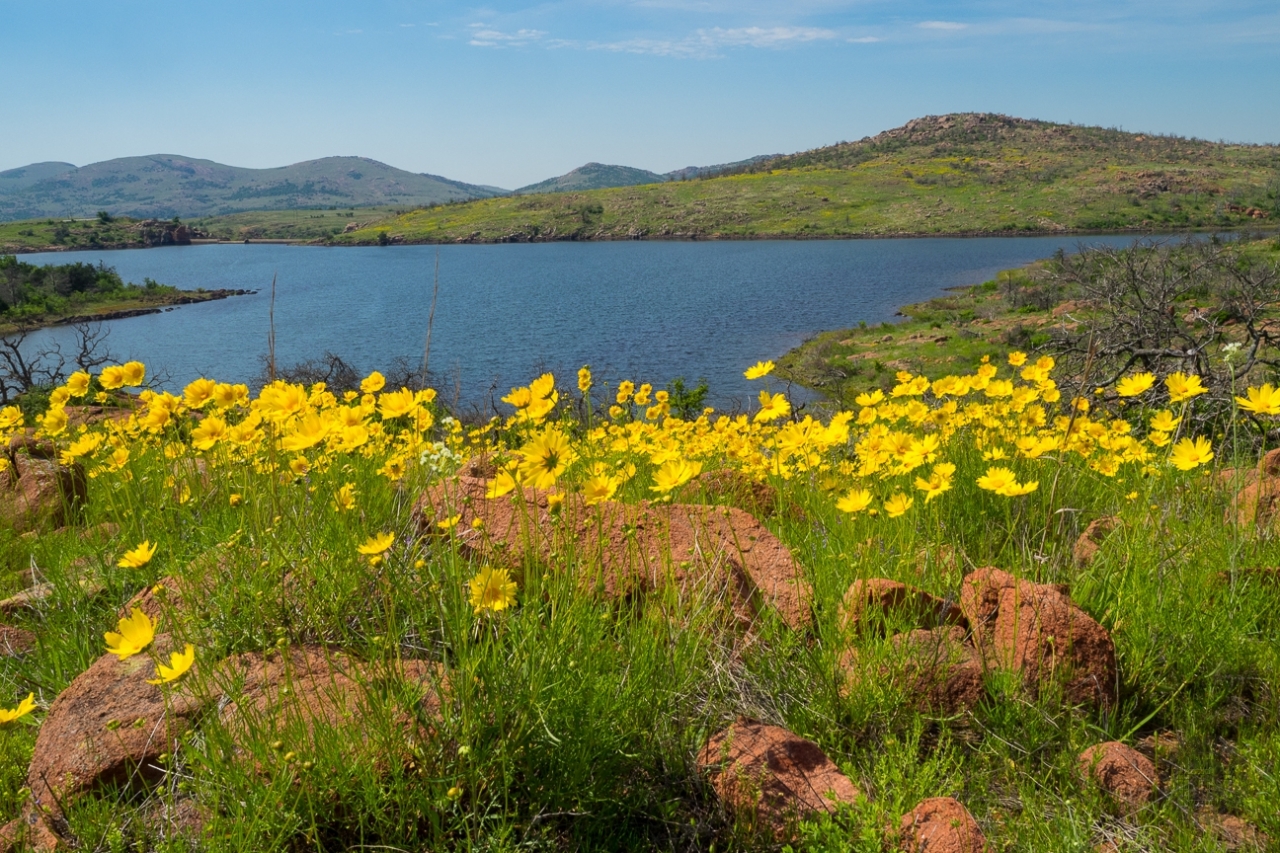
(841, 578, 965, 636)
(0, 450, 86, 533)
(960, 568, 1116, 707)
(414, 476, 812, 630)
(698, 717, 860, 839)
(895, 797, 987, 853)
(1078, 742, 1158, 810)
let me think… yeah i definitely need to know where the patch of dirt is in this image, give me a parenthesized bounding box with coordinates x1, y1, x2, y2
(214, 646, 445, 769)
(0, 623, 36, 657)
(1196, 810, 1270, 851)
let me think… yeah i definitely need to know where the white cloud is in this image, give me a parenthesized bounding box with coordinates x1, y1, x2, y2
(918, 20, 967, 30)
(593, 25, 838, 57)
(703, 25, 838, 47)
(469, 27, 547, 47)
(848, 35, 880, 43)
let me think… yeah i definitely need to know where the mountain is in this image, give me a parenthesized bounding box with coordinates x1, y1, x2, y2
(0, 155, 506, 221)
(514, 156, 776, 195)
(515, 163, 667, 195)
(0, 162, 77, 194)
(663, 155, 774, 182)
(331, 113, 1280, 245)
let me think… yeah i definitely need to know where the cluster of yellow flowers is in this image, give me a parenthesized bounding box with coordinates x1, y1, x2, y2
(0, 354, 1252, 535)
(0, 350, 1265, 712)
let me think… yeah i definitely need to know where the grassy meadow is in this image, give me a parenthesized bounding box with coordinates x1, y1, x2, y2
(2, 327, 1279, 851)
(186, 207, 410, 243)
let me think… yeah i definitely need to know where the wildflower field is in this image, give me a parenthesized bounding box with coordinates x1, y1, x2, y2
(1, 350, 1279, 852)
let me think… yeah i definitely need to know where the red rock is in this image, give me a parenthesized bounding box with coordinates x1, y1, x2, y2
(1078, 742, 1158, 809)
(841, 578, 965, 636)
(1073, 517, 1119, 567)
(0, 811, 63, 852)
(22, 636, 205, 832)
(960, 568, 1117, 707)
(890, 627, 985, 713)
(896, 797, 987, 853)
(0, 453, 87, 534)
(0, 624, 36, 657)
(215, 646, 445, 764)
(1223, 449, 1280, 530)
(698, 717, 860, 839)
(414, 476, 812, 630)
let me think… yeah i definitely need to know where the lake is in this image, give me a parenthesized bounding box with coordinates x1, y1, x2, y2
(18, 236, 1158, 410)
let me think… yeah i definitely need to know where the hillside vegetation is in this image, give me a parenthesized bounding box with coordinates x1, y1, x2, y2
(0, 156, 504, 221)
(331, 113, 1280, 245)
(780, 235, 1280, 408)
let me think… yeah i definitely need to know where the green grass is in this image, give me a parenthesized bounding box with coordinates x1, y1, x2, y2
(2, 358, 1279, 850)
(0, 217, 152, 253)
(187, 206, 413, 242)
(327, 113, 1280, 245)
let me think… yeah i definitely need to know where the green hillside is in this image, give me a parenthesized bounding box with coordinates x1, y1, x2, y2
(515, 162, 667, 194)
(330, 113, 1280, 245)
(0, 155, 505, 221)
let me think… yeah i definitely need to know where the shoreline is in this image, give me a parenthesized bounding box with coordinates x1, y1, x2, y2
(0, 288, 255, 335)
(7, 225, 1274, 255)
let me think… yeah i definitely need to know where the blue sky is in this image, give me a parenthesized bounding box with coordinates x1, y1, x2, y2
(3, 1, 1278, 189)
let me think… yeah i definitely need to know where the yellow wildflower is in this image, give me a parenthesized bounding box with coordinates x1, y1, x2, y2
(147, 644, 195, 685)
(1236, 384, 1280, 416)
(1116, 373, 1155, 397)
(357, 532, 395, 556)
(66, 371, 91, 397)
(360, 371, 386, 394)
(468, 566, 517, 615)
(105, 608, 156, 660)
(1170, 436, 1214, 471)
(744, 360, 775, 380)
(118, 541, 157, 569)
(651, 458, 702, 494)
(836, 488, 873, 514)
(1165, 372, 1207, 403)
(0, 693, 37, 725)
(120, 361, 146, 386)
(884, 493, 914, 518)
(754, 390, 790, 423)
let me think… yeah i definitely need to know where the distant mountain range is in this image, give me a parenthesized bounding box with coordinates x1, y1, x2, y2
(0, 156, 508, 221)
(0, 152, 778, 222)
(514, 156, 773, 195)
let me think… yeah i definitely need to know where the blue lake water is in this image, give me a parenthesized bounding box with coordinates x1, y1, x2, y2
(18, 236, 1156, 410)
